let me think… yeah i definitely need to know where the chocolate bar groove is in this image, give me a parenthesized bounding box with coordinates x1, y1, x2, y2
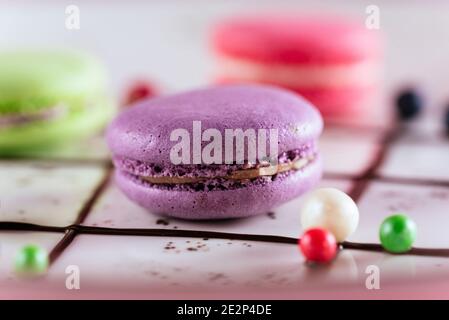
(1, 221, 449, 258)
(347, 125, 402, 202)
(47, 164, 113, 265)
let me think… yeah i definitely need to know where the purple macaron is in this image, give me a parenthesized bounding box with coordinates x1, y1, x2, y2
(107, 84, 323, 219)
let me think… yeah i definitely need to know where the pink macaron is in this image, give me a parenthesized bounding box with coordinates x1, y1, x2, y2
(211, 14, 383, 120)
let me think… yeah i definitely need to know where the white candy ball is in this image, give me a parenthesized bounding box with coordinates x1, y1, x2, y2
(300, 188, 359, 242)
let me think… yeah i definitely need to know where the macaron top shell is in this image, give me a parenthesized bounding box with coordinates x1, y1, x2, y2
(107, 85, 323, 165)
(212, 14, 381, 64)
(0, 50, 107, 114)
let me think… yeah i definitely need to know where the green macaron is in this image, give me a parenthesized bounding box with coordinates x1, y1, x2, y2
(0, 50, 115, 155)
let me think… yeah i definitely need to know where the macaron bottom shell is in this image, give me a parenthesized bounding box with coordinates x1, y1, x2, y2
(0, 98, 116, 156)
(114, 156, 322, 220)
(216, 78, 376, 120)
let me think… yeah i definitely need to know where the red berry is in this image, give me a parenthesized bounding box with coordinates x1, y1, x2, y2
(299, 228, 338, 263)
(124, 80, 157, 106)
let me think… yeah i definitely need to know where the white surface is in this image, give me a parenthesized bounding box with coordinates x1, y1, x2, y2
(1, 0, 449, 299)
(0, 162, 105, 227)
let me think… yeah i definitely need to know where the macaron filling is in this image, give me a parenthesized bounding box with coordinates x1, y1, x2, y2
(0, 95, 106, 131)
(215, 55, 379, 88)
(114, 145, 318, 191)
(0, 104, 68, 129)
(141, 157, 311, 184)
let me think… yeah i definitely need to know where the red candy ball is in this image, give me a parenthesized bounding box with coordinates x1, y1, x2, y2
(123, 80, 157, 106)
(299, 228, 338, 263)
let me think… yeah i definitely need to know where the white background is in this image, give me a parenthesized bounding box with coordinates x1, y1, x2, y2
(1, 0, 449, 110)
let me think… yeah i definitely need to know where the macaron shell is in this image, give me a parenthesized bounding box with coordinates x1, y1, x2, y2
(115, 155, 322, 220)
(0, 98, 115, 155)
(212, 14, 381, 65)
(107, 84, 323, 165)
(0, 50, 107, 114)
(286, 86, 376, 119)
(215, 78, 376, 119)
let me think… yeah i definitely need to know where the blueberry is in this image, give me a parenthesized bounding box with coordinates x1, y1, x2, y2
(395, 89, 423, 120)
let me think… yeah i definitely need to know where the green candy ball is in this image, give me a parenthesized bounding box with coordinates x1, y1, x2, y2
(379, 214, 417, 253)
(14, 245, 49, 276)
